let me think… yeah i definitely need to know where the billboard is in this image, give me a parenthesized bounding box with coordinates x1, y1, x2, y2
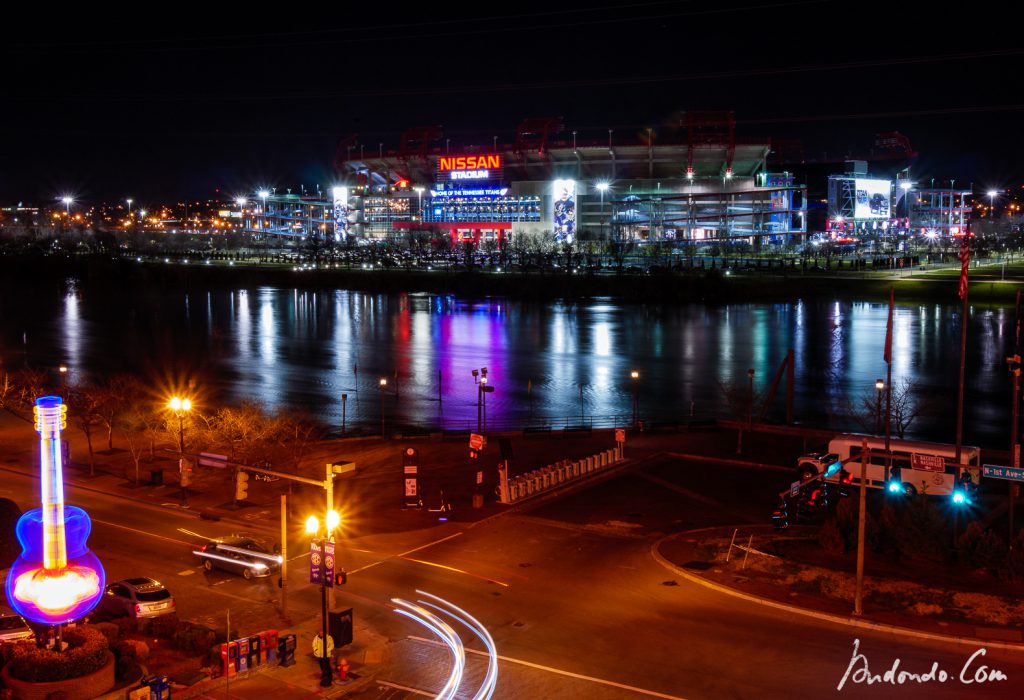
(552, 179, 576, 244)
(854, 179, 891, 219)
(332, 187, 349, 241)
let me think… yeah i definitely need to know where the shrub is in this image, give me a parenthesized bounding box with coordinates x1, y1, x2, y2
(115, 616, 138, 636)
(956, 521, 1006, 572)
(150, 613, 180, 639)
(893, 493, 948, 561)
(115, 656, 142, 683)
(7, 626, 109, 682)
(92, 622, 120, 646)
(818, 517, 846, 554)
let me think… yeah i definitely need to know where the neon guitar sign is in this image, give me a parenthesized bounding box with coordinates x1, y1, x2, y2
(4, 396, 105, 625)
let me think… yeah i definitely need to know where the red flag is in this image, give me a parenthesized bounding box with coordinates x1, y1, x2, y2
(883, 287, 894, 364)
(958, 234, 970, 300)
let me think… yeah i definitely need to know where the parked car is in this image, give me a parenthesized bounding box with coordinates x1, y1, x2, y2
(95, 578, 175, 619)
(194, 534, 281, 580)
(0, 606, 34, 642)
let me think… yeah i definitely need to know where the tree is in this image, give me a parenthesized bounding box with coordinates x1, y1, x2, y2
(65, 384, 106, 477)
(0, 368, 48, 423)
(97, 374, 140, 451)
(119, 401, 162, 486)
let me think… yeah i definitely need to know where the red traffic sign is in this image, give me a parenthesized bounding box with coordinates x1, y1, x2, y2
(911, 453, 945, 472)
(615, 429, 626, 443)
(470, 433, 485, 450)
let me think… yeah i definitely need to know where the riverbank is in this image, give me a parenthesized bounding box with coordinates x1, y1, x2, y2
(3, 253, 1023, 305)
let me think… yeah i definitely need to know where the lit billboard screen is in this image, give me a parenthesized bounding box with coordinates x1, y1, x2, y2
(332, 187, 349, 241)
(552, 179, 576, 244)
(854, 179, 891, 219)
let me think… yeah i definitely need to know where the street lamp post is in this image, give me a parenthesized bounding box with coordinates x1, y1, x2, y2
(305, 511, 339, 688)
(596, 182, 609, 241)
(414, 187, 424, 221)
(61, 196, 73, 216)
(58, 365, 67, 388)
(988, 189, 999, 219)
(341, 393, 347, 437)
(168, 396, 192, 507)
(379, 378, 387, 437)
(875, 379, 885, 435)
(630, 370, 640, 428)
(747, 369, 755, 429)
(472, 368, 488, 433)
(126, 198, 133, 221)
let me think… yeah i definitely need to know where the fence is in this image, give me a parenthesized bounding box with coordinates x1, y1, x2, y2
(498, 445, 624, 504)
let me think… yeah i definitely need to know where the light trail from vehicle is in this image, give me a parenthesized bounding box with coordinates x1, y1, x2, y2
(416, 590, 498, 700)
(392, 597, 465, 700)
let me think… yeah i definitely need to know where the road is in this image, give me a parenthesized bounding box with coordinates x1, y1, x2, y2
(3, 457, 1023, 700)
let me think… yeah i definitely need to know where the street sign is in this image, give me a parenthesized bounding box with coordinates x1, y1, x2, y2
(403, 448, 419, 507)
(790, 481, 801, 498)
(983, 464, 1024, 481)
(329, 461, 356, 475)
(476, 470, 483, 485)
(309, 541, 323, 585)
(615, 429, 625, 443)
(470, 433, 485, 450)
(912, 453, 945, 472)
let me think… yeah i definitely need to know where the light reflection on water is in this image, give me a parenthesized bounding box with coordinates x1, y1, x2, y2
(1, 284, 1015, 445)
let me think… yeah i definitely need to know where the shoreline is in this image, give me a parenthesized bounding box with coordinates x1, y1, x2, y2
(2, 253, 1021, 305)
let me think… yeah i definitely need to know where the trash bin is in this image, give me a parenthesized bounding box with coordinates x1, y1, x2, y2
(328, 608, 354, 647)
(278, 633, 296, 667)
(150, 469, 164, 487)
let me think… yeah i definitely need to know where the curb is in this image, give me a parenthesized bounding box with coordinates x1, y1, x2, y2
(650, 531, 1024, 652)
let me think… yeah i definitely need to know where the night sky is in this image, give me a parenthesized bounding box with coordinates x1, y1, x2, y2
(4, 1, 1024, 203)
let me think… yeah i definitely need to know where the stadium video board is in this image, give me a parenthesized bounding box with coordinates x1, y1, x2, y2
(854, 179, 891, 219)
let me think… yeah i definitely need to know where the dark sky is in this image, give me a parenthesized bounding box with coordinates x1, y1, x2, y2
(3, 1, 1024, 204)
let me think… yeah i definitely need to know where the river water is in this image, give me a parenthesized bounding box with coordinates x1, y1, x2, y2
(0, 280, 1016, 447)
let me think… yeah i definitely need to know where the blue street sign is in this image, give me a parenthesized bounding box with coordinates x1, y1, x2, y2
(982, 464, 1024, 482)
(309, 541, 322, 585)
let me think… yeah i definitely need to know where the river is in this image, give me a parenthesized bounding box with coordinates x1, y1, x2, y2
(0, 279, 1016, 447)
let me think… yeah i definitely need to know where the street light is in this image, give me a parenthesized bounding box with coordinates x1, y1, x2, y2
(61, 196, 73, 216)
(988, 189, 999, 219)
(126, 198, 133, 220)
(413, 186, 425, 220)
(305, 512, 340, 687)
(58, 365, 68, 388)
(473, 368, 489, 433)
(875, 379, 885, 435)
(168, 396, 192, 507)
(379, 378, 387, 438)
(630, 370, 640, 428)
(596, 182, 609, 240)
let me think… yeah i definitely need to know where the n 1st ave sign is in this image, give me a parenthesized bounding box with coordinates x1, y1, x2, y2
(982, 464, 1024, 481)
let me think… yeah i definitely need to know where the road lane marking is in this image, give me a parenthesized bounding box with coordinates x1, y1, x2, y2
(408, 636, 690, 700)
(349, 532, 463, 575)
(178, 569, 196, 576)
(376, 680, 435, 697)
(402, 558, 509, 587)
(92, 518, 193, 546)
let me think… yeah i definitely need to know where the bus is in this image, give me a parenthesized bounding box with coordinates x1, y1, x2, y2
(795, 434, 982, 497)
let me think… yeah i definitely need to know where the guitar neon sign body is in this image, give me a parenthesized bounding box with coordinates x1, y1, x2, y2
(4, 396, 105, 625)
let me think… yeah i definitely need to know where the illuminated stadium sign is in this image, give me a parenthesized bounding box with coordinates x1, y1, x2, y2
(438, 154, 503, 182)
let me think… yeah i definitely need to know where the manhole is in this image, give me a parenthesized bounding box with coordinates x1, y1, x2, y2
(661, 580, 679, 587)
(512, 621, 525, 628)
(491, 591, 501, 597)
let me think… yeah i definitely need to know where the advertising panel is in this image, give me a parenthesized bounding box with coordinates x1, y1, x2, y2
(854, 179, 891, 219)
(552, 179, 576, 244)
(332, 187, 349, 241)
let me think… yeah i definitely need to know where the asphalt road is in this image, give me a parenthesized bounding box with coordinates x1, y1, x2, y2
(3, 457, 1024, 700)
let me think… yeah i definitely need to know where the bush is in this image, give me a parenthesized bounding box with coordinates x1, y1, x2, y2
(92, 622, 120, 646)
(7, 626, 109, 682)
(115, 656, 142, 683)
(957, 521, 1006, 572)
(150, 613, 180, 639)
(818, 517, 846, 554)
(893, 493, 948, 561)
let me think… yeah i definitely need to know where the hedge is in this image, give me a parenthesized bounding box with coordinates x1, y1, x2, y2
(7, 626, 109, 682)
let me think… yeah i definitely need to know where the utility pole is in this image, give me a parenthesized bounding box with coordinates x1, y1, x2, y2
(280, 494, 288, 619)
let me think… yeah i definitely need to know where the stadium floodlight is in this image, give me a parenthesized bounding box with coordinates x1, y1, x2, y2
(596, 182, 610, 192)
(900, 181, 912, 191)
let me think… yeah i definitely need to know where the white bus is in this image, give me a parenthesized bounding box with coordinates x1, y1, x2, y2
(796, 434, 982, 497)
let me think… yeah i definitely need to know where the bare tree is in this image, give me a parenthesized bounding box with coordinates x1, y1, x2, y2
(0, 368, 48, 423)
(65, 384, 106, 476)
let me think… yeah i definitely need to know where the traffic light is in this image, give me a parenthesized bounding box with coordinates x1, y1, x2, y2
(335, 569, 348, 586)
(886, 467, 904, 495)
(235, 471, 249, 501)
(771, 500, 789, 530)
(838, 469, 852, 498)
(469, 447, 479, 460)
(180, 459, 194, 487)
